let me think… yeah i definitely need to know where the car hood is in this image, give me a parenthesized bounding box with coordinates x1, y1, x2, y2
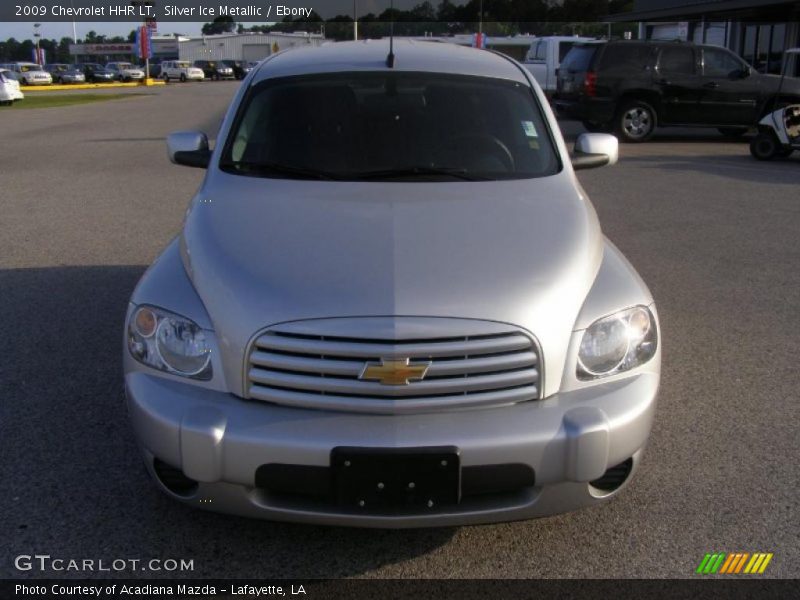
(181, 172, 603, 395)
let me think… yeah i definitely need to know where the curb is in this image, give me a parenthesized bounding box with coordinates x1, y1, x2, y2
(20, 80, 166, 92)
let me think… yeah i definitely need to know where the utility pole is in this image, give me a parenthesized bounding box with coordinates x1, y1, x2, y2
(479, 0, 483, 35)
(69, 0, 78, 44)
(353, 0, 358, 41)
(33, 23, 42, 64)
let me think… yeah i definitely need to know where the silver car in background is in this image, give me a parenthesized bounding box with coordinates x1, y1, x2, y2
(125, 40, 660, 527)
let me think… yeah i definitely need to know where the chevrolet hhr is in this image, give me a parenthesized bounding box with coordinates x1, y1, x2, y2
(125, 40, 660, 527)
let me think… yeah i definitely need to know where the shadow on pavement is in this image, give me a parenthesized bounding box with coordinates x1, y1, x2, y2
(0, 265, 456, 579)
(621, 153, 799, 184)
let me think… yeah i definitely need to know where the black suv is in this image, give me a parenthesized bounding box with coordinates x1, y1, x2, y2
(192, 60, 235, 81)
(554, 40, 800, 142)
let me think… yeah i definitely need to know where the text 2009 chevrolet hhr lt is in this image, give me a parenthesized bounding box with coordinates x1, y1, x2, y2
(124, 40, 660, 527)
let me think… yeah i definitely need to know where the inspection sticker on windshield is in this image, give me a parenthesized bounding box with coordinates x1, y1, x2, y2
(521, 121, 538, 137)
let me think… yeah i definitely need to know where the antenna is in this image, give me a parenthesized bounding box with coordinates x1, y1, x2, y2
(386, 0, 395, 68)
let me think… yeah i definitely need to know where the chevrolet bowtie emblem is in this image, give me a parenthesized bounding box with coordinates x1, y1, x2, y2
(359, 358, 431, 386)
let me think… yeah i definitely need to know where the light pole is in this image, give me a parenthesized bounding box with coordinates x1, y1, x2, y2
(33, 23, 41, 64)
(69, 0, 78, 43)
(479, 0, 483, 35)
(353, 0, 358, 41)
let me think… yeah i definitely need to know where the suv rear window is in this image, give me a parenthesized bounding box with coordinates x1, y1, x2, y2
(658, 46, 696, 74)
(560, 45, 598, 72)
(597, 44, 654, 72)
(222, 72, 559, 181)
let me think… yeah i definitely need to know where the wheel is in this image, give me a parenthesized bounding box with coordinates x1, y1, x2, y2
(582, 121, 611, 133)
(163, 73, 169, 82)
(180, 74, 187, 83)
(749, 133, 780, 160)
(718, 127, 748, 137)
(214, 73, 220, 81)
(614, 100, 657, 143)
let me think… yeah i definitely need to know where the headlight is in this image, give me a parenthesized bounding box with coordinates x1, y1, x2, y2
(577, 306, 657, 379)
(127, 305, 212, 379)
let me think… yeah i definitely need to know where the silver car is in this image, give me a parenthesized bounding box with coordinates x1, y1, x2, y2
(125, 40, 660, 528)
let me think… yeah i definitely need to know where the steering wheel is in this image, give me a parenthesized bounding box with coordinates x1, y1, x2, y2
(445, 133, 516, 172)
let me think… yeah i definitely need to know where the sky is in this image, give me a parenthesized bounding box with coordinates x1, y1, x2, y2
(0, 1, 446, 42)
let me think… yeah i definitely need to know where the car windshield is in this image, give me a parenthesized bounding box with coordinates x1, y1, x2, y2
(21, 65, 44, 72)
(177, 62, 191, 68)
(221, 72, 559, 181)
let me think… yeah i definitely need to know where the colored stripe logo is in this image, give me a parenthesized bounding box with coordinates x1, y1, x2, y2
(696, 552, 773, 574)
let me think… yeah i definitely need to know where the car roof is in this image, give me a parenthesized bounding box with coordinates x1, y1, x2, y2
(251, 39, 530, 85)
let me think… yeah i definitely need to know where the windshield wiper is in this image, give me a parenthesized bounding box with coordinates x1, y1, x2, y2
(349, 166, 494, 181)
(220, 160, 341, 180)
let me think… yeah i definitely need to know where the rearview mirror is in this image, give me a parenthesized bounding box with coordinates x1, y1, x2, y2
(572, 133, 619, 170)
(167, 131, 211, 169)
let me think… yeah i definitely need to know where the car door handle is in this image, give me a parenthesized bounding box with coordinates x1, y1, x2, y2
(703, 81, 719, 89)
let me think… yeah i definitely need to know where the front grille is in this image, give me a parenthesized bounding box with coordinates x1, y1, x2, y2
(246, 318, 541, 414)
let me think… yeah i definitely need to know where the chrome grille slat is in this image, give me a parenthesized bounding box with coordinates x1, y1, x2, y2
(246, 319, 541, 414)
(255, 333, 531, 359)
(251, 349, 538, 378)
(249, 367, 539, 397)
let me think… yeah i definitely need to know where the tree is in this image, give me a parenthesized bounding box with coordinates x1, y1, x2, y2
(201, 16, 236, 35)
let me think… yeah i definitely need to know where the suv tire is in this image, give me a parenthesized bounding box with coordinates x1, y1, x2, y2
(180, 74, 187, 83)
(615, 100, 657, 143)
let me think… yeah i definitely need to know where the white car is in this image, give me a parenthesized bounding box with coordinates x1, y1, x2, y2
(106, 62, 145, 82)
(161, 61, 204, 82)
(0, 69, 24, 104)
(7, 62, 52, 86)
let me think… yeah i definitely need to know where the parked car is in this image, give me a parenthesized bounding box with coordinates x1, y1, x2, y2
(554, 40, 800, 142)
(161, 60, 205, 82)
(106, 62, 145, 82)
(750, 48, 800, 160)
(193, 60, 235, 80)
(6, 62, 52, 86)
(522, 36, 594, 97)
(45, 63, 86, 84)
(125, 40, 660, 528)
(0, 68, 24, 105)
(79, 63, 116, 83)
(221, 59, 253, 80)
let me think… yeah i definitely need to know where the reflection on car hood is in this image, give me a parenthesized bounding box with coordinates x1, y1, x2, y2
(181, 173, 603, 395)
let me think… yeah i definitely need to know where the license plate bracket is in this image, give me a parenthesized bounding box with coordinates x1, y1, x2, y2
(332, 446, 460, 510)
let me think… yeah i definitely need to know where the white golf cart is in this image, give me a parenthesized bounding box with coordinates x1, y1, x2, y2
(750, 48, 800, 160)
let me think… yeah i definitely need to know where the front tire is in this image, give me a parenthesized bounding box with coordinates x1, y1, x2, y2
(749, 133, 780, 160)
(180, 74, 187, 83)
(615, 100, 657, 143)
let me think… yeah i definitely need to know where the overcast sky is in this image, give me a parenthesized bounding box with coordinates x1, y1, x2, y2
(0, 1, 459, 41)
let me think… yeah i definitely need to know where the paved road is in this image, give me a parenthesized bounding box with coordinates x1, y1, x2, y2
(1, 83, 798, 579)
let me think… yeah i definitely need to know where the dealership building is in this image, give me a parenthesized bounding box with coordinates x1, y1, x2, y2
(70, 32, 325, 64)
(609, 0, 800, 74)
(178, 32, 325, 63)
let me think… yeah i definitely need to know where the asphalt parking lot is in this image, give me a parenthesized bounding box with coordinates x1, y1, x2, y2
(1, 83, 798, 579)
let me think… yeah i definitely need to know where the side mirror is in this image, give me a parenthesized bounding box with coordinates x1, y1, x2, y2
(167, 131, 211, 169)
(572, 133, 619, 170)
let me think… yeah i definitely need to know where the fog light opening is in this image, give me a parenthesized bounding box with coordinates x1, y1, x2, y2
(153, 458, 199, 497)
(589, 458, 634, 494)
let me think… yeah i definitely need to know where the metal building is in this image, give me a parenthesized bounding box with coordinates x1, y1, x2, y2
(179, 32, 326, 63)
